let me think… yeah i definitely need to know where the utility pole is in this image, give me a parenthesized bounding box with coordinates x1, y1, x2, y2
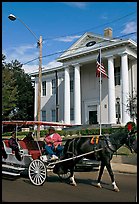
(37, 36, 42, 140)
(55, 70, 59, 122)
(8, 14, 43, 140)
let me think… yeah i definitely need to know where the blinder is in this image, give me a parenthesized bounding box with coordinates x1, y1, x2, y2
(126, 131, 137, 153)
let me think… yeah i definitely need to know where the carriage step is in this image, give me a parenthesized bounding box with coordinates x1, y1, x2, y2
(2, 164, 25, 171)
(2, 171, 20, 176)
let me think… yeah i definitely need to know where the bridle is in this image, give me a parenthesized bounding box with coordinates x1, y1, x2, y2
(126, 131, 137, 153)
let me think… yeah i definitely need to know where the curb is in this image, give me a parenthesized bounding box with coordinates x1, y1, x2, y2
(112, 155, 137, 165)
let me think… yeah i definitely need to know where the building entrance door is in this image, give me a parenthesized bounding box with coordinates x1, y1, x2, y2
(89, 111, 97, 124)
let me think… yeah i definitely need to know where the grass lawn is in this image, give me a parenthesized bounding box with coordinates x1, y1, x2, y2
(116, 145, 133, 155)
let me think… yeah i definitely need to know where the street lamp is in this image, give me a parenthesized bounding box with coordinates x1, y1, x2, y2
(116, 97, 120, 124)
(8, 14, 42, 140)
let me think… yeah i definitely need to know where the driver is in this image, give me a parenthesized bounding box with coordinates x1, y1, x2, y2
(44, 127, 63, 160)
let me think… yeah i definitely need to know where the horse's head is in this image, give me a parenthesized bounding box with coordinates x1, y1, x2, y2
(125, 130, 137, 153)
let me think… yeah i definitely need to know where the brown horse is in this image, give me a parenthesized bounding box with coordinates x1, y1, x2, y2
(53, 129, 137, 191)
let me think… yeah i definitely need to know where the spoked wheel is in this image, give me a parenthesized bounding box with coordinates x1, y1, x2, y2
(28, 159, 47, 186)
(58, 169, 72, 181)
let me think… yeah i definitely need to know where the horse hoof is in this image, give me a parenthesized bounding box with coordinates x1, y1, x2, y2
(70, 182, 77, 186)
(96, 183, 102, 188)
(114, 188, 120, 192)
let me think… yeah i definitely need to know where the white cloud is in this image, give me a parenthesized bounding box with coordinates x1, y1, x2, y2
(54, 35, 81, 42)
(12, 44, 36, 55)
(3, 43, 39, 65)
(23, 60, 63, 74)
(121, 21, 137, 34)
(63, 2, 88, 9)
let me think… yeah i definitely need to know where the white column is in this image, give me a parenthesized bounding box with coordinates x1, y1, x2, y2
(121, 53, 130, 125)
(64, 67, 70, 124)
(74, 63, 81, 125)
(108, 56, 116, 124)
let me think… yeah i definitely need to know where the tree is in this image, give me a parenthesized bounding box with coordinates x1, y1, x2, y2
(12, 61, 34, 120)
(2, 54, 34, 121)
(126, 90, 137, 123)
(2, 55, 18, 120)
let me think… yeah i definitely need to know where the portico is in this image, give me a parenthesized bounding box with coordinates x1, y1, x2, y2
(32, 28, 137, 126)
(62, 44, 136, 126)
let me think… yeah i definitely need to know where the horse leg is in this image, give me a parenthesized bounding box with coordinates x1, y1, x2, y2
(96, 162, 105, 188)
(69, 169, 77, 186)
(105, 162, 119, 192)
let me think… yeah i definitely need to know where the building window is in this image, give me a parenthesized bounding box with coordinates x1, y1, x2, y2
(51, 109, 56, 122)
(70, 108, 74, 120)
(52, 79, 56, 94)
(42, 81, 46, 96)
(114, 67, 120, 86)
(42, 110, 46, 121)
(116, 97, 120, 124)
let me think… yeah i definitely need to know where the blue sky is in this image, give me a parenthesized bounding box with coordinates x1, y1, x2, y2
(2, 2, 137, 73)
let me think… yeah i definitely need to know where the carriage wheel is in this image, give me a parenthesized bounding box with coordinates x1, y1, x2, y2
(28, 159, 47, 186)
(58, 169, 72, 181)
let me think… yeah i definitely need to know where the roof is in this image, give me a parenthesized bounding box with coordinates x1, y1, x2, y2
(57, 32, 137, 62)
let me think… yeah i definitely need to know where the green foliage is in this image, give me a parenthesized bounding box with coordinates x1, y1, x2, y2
(125, 121, 136, 132)
(2, 58, 18, 120)
(126, 91, 137, 122)
(79, 128, 116, 135)
(2, 54, 34, 121)
(116, 146, 132, 155)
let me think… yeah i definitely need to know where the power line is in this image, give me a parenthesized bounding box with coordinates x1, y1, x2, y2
(22, 31, 137, 66)
(43, 11, 136, 41)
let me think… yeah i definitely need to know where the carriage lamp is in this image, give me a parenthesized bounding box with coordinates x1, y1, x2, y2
(8, 14, 42, 140)
(116, 97, 120, 124)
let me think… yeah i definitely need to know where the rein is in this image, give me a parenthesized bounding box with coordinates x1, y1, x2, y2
(47, 147, 103, 167)
(126, 131, 137, 153)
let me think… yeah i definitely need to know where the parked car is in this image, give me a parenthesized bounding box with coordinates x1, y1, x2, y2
(75, 158, 100, 171)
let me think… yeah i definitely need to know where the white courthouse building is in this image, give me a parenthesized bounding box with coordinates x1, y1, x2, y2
(31, 28, 137, 126)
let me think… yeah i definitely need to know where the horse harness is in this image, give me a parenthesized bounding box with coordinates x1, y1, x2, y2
(90, 135, 116, 153)
(64, 136, 116, 160)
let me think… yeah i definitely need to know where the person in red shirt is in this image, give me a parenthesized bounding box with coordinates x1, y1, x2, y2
(44, 127, 63, 160)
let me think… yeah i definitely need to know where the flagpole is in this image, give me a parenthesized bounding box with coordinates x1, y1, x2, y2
(99, 47, 102, 136)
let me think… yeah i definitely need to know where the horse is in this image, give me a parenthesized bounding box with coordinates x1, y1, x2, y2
(53, 128, 137, 192)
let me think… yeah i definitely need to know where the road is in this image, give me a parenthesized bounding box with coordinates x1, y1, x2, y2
(2, 170, 137, 202)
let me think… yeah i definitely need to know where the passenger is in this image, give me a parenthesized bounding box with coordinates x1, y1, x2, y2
(23, 132, 45, 152)
(44, 126, 63, 160)
(9, 131, 22, 161)
(23, 132, 34, 143)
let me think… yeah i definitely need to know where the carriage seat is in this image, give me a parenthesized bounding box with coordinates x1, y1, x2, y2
(18, 140, 29, 154)
(3, 140, 12, 154)
(19, 140, 45, 160)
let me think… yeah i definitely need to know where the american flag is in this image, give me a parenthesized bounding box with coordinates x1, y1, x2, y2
(96, 52, 108, 78)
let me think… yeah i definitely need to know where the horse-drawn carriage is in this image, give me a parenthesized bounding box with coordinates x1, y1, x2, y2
(2, 120, 137, 191)
(2, 120, 74, 186)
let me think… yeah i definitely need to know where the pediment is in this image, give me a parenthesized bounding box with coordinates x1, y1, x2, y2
(57, 32, 118, 61)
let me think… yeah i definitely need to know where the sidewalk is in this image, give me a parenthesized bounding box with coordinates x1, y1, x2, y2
(111, 162, 137, 174)
(110, 155, 137, 174)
